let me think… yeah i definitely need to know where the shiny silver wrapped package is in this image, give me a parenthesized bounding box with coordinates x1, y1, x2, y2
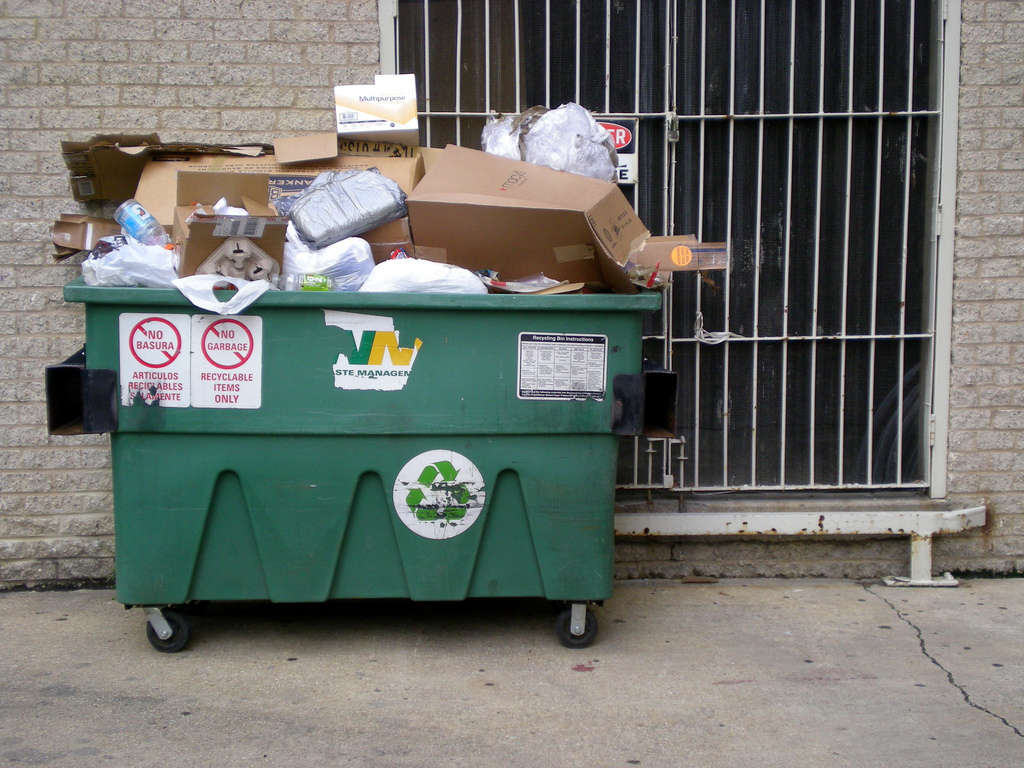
(288, 169, 407, 249)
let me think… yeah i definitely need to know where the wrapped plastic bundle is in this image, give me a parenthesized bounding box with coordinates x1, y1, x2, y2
(288, 169, 407, 249)
(481, 103, 617, 182)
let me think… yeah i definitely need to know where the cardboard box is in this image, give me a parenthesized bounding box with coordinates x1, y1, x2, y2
(136, 153, 424, 226)
(272, 132, 338, 164)
(51, 214, 122, 251)
(60, 135, 270, 203)
(362, 217, 415, 263)
(408, 147, 716, 292)
(172, 172, 288, 278)
(334, 74, 418, 145)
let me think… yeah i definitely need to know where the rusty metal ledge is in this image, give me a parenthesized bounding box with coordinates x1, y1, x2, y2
(613, 501, 988, 587)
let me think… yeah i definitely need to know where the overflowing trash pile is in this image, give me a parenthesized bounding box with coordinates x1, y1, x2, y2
(53, 75, 726, 314)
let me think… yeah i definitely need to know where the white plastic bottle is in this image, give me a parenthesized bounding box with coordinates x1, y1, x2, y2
(113, 199, 170, 246)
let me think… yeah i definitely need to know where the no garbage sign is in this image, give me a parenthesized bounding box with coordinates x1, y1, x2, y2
(191, 315, 262, 408)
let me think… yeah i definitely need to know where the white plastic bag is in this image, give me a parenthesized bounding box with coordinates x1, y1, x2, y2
(359, 258, 488, 294)
(481, 102, 617, 182)
(282, 224, 374, 291)
(523, 103, 617, 181)
(81, 236, 179, 288)
(480, 116, 521, 160)
(172, 274, 271, 314)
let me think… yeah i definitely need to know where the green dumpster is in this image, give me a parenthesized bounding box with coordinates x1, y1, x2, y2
(49, 279, 660, 651)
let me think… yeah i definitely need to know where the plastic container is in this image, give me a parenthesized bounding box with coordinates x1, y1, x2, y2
(113, 199, 170, 246)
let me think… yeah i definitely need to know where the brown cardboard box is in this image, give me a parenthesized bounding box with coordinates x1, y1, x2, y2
(407, 146, 727, 292)
(172, 172, 288, 278)
(136, 153, 424, 226)
(51, 214, 122, 251)
(362, 217, 415, 262)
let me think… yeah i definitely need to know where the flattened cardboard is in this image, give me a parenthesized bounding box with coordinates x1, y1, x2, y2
(172, 172, 287, 278)
(273, 132, 339, 164)
(51, 214, 121, 251)
(61, 133, 160, 202)
(60, 135, 271, 203)
(136, 153, 424, 225)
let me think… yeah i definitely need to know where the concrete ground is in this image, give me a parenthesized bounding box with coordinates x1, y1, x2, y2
(1, 579, 1022, 768)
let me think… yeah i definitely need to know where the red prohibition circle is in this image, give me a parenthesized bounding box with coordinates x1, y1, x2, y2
(201, 319, 254, 370)
(128, 317, 182, 369)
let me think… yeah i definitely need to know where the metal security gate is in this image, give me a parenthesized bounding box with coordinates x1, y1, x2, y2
(384, 0, 956, 496)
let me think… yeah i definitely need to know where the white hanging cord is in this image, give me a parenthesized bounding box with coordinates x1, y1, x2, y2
(693, 311, 745, 345)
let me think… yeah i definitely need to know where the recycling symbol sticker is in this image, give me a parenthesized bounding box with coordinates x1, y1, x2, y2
(392, 450, 486, 540)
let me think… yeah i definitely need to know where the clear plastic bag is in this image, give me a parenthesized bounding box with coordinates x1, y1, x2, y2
(359, 258, 488, 294)
(481, 103, 617, 182)
(282, 223, 374, 292)
(81, 236, 179, 288)
(288, 169, 407, 249)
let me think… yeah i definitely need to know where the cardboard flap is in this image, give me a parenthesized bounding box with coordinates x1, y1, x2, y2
(273, 132, 339, 164)
(176, 171, 271, 207)
(631, 235, 729, 272)
(411, 145, 614, 210)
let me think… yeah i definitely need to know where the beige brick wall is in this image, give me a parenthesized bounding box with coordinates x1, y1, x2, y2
(942, 0, 1024, 574)
(0, 0, 379, 586)
(0, 2, 1021, 587)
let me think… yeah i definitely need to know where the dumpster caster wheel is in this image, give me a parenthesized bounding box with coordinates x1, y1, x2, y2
(145, 609, 191, 653)
(555, 604, 597, 649)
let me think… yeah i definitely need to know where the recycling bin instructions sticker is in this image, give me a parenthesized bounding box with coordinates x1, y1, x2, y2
(393, 450, 486, 540)
(324, 310, 422, 391)
(119, 314, 191, 407)
(517, 332, 608, 401)
(190, 315, 263, 408)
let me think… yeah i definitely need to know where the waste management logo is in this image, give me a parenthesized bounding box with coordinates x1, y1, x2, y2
(324, 310, 422, 391)
(392, 450, 486, 540)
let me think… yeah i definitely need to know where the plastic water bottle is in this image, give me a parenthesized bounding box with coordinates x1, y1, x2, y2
(113, 199, 170, 246)
(282, 273, 333, 291)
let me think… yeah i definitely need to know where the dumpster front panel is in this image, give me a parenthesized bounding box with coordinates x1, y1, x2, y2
(73, 284, 657, 436)
(111, 434, 617, 605)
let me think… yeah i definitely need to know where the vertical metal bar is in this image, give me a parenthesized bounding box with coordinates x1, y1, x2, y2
(662, 1, 676, 485)
(808, 0, 826, 484)
(545, 0, 551, 107)
(750, 0, 766, 485)
(635, 0, 642, 115)
(424, 0, 432, 146)
(694, 0, 708, 487)
(484, 0, 491, 115)
(779, 0, 797, 486)
(896, 0, 917, 483)
(455, 0, 463, 146)
(929, 0, 962, 498)
(575, 0, 582, 104)
(867, 0, 886, 483)
(838, 0, 856, 486)
(514, 0, 522, 112)
(722, 0, 736, 484)
(605, 0, 612, 114)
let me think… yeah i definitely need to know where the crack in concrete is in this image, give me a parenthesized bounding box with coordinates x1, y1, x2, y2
(864, 584, 1024, 740)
